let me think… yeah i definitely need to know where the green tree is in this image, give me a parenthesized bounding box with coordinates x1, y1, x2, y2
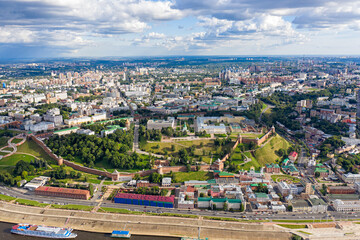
(287, 205, 293, 212)
(240, 203, 244, 212)
(134, 173, 140, 180)
(223, 202, 228, 211)
(21, 171, 28, 179)
(149, 172, 162, 183)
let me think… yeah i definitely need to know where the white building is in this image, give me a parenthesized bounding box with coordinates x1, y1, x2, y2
(195, 117, 227, 134)
(343, 173, 360, 183)
(65, 116, 92, 126)
(24, 176, 50, 191)
(162, 177, 172, 187)
(278, 182, 291, 196)
(55, 92, 67, 100)
(355, 182, 360, 193)
(77, 129, 95, 135)
(333, 199, 360, 212)
(24, 122, 55, 132)
(147, 117, 175, 130)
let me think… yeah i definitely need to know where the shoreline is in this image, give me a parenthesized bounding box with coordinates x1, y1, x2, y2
(0, 201, 291, 240)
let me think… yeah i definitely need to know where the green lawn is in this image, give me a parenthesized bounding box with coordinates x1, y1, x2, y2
(271, 174, 300, 183)
(261, 102, 267, 111)
(239, 152, 261, 170)
(98, 207, 142, 215)
(277, 224, 307, 229)
(171, 171, 213, 183)
(16, 140, 55, 163)
(16, 198, 49, 207)
(2, 147, 13, 152)
(0, 194, 16, 202)
(0, 154, 35, 166)
(51, 204, 93, 211)
(230, 148, 244, 165)
(0, 137, 9, 148)
(142, 139, 232, 164)
(0, 151, 8, 156)
(254, 134, 290, 166)
(11, 138, 23, 144)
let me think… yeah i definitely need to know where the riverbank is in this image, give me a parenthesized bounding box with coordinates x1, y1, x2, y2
(0, 201, 291, 240)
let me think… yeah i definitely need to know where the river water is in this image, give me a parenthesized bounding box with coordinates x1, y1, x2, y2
(0, 222, 180, 240)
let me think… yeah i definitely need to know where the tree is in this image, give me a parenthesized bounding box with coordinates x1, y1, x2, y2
(212, 204, 217, 210)
(196, 165, 201, 171)
(70, 171, 77, 178)
(315, 172, 320, 178)
(21, 171, 28, 179)
(134, 173, 140, 180)
(240, 203, 244, 212)
(171, 145, 175, 151)
(149, 172, 162, 183)
(199, 192, 205, 198)
(186, 164, 191, 172)
(287, 205, 293, 212)
(223, 202, 228, 211)
(160, 189, 168, 196)
(89, 184, 94, 196)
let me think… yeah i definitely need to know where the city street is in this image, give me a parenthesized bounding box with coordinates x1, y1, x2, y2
(1, 185, 360, 222)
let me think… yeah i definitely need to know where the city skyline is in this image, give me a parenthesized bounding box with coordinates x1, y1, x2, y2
(1, 0, 360, 59)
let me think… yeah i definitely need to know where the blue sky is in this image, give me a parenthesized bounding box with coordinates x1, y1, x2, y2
(1, 0, 360, 59)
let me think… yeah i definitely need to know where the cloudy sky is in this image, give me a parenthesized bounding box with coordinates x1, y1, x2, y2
(1, 0, 360, 59)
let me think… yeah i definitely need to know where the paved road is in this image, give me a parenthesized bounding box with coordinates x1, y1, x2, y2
(259, 104, 274, 122)
(1, 186, 360, 222)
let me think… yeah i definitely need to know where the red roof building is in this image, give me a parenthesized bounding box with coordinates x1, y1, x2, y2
(288, 151, 298, 162)
(35, 186, 90, 200)
(114, 193, 174, 203)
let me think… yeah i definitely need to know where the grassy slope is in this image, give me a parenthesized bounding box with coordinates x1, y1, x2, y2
(239, 134, 290, 171)
(143, 139, 232, 164)
(254, 134, 290, 166)
(16, 140, 55, 163)
(172, 171, 213, 182)
(0, 137, 9, 148)
(11, 138, 23, 144)
(0, 154, 35, 166)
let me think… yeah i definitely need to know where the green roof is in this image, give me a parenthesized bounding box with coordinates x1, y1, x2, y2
(207, 179, 216, 184)
(211, 198, 227, 203)
(266, 163, 280, 168)
(218, 172, 234, 177)
(54, 126, 79, 133)
(250, 184, 258, 187)
(198, 197, 211, 202)
(315, 168, 329, 173)
(227, 199, 242, 203)
(255, 193, 268, 198)
(86, 117, 129, 126)
(283, 164, 298, 172)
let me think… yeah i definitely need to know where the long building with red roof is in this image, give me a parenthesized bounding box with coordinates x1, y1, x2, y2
(35, 186, 90, 200)
(114, 192, 174, 208)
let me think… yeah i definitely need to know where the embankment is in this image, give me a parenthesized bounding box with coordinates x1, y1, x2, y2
(0, 202, 291, 240)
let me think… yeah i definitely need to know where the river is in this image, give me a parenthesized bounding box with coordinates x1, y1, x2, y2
(0, 222, 180, 240)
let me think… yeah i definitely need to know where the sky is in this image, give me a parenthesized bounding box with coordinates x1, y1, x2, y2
(1, 0, 360, 59)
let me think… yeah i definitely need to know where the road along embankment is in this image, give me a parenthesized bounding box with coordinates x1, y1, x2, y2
(0, 202, 291, 240)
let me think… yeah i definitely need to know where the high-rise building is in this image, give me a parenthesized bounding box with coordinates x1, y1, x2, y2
(357, 90, 360, 120)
